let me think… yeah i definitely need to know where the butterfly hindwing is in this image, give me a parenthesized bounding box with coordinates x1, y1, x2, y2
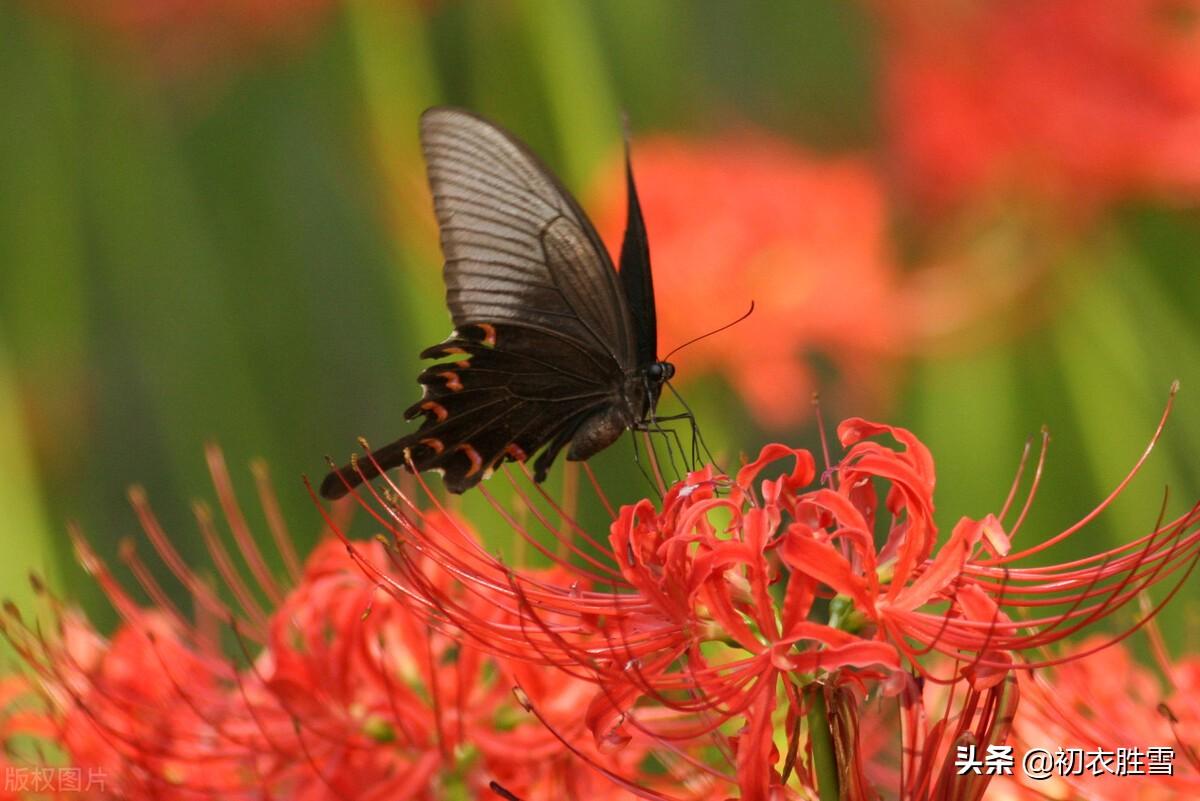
(319, 323, 617, 497)
(618, 149, 658, 367)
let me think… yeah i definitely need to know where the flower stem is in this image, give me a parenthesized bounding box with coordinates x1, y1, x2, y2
(806, 684, 840, 801)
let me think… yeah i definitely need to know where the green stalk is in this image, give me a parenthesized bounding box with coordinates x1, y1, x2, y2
(1052, 248, 1174, 538)
(344, 0, 440, 238)
(913, 345, 1019, 527)
(343, 0, 445, 343)
(515, 0, 619, 189)
(0, 0, 84, 601)
(806, 684, 840, 801)
(86, 76, 274, 511)
(0, 335, 53, 621)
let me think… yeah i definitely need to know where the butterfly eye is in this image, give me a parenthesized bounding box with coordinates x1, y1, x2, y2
(647, 362, 674, 382)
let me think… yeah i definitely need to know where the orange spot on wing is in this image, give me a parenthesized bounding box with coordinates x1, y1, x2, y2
(420, 401, 448, 422)
(419, 438, 445, 455)
(477, 323, 497, 346)
(505, 444, 528, 462)
(457, 444, 483, 477)
(439, 371, 463, 391)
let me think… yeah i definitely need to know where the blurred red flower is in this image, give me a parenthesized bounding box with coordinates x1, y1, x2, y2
(590, 134, 905, 428)
(989, 632, 1200, 800)
(0, 675, 60, 801)
(0, 448, 651, 800)
(875, 0, 1200, 217)
(38, 0, 335, 74)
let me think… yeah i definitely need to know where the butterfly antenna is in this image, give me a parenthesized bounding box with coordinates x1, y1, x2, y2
(663, 300, 755, 362)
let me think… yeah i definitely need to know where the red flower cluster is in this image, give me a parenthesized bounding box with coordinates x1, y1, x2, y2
(992, 630, 1200, 799)
(332, 392, 1200, 799)
(875, 0, 1200, 216)
(0, 449, 651, 800)
(590, 135, 904, 428)
(3, 398, 1196, 800)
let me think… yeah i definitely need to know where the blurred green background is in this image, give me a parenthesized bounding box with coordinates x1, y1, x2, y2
(1, 0, 1197, 647)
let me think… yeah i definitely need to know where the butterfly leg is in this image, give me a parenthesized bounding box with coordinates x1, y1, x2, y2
(634, 419, 689, 484)
(639, 412, 701, 468)
(662, 381, 721, 472)
(628, 428, 664, 499)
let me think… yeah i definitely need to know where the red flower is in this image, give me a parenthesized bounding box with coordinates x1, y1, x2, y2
(857, 669, 1020, 801)
(0, 675, 62, 801)
(34, 0, 335, 74)
(590, 135, 905, 428)
(333, 450, 900, 799)
(6, 395, 1198, 800)
(333, 393, 1199, 799)
(785, 398, 1200, 689)
(1, 447, 651, 800)
(875, 0, 1200, 216)
(993, 631, 1200, 800)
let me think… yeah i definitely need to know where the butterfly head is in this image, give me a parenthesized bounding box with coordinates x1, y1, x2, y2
(639, 360, 676, 411)
(645, 361, 675, 384)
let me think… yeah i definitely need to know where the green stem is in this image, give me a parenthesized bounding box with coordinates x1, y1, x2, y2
(806, 684, 840, 801)
(0, 334, 53, 623)
(515, 0, 618, 189)
(344, 0, 444, 345)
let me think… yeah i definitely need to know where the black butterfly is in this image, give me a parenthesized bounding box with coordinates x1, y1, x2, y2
(320, 106, 676, 498)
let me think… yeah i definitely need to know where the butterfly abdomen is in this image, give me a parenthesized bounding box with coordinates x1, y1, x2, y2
(565, 404, 633, 463)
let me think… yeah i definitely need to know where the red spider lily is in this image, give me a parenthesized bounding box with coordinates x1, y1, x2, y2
(873, 0, 1200, 218)
(0, 447, 650, 800)
(783, 406, 1200, 690)
(3, 403, 1196, 801)
(589, 134, 905, 428)
(988, 626, 1200, 800)
(327, 390, 1200, 800)
(327, 448, 899, 800)
(34, 0, 335, 75)
(0, 675, 63, 801)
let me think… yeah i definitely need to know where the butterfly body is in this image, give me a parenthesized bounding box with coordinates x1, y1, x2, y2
(321, 107, 670, 498)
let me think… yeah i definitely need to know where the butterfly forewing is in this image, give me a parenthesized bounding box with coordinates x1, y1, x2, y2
(420, 108, 637, 367)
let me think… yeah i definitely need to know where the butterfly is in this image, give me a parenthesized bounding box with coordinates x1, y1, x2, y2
(320, 106, 676, 498)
